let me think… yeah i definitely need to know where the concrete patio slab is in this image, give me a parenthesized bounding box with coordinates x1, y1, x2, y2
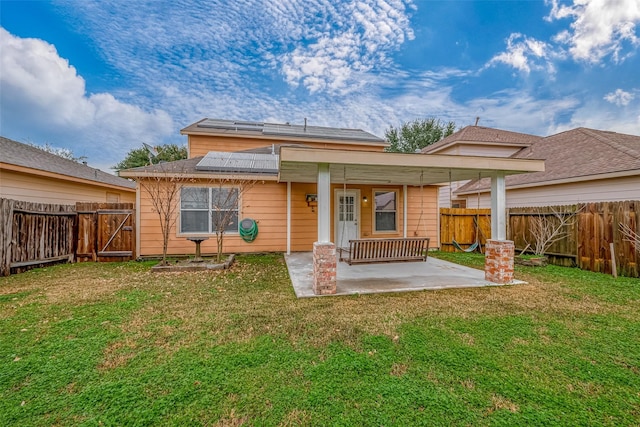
(285, 252, 525, 298)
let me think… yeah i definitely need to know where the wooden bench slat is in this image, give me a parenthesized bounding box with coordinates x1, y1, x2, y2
(341, 237, 430, 265)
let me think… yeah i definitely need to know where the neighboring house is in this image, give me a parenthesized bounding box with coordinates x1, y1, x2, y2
(120, 118, 543, 260)
(422, 126, 543, 208)
(0, 136, 136, 204)
(454, 127, 640, 208)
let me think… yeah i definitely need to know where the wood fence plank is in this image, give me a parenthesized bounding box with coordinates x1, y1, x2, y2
(442, 201, 639, 277)
(0, 198, 14, 276)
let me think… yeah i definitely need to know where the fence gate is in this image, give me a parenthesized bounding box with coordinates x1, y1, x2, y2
(76, 203, 135, 262)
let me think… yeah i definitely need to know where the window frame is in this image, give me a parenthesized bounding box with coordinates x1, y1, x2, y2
(179, 186, 240, 235)
(372, 188, 398, 234)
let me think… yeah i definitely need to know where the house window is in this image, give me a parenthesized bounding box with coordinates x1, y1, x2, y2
(180, 187, 239, 234)
(374, 190, 397, 232)
(452, 199, 466, 208)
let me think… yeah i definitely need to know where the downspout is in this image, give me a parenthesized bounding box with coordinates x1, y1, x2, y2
(287, 181, 291, 255)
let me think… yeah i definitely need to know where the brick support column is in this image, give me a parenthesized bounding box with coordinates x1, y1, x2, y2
(313, 242, 337, 295)
(485, 240, 515, 284)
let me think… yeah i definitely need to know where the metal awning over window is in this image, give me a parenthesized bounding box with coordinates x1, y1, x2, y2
(196, 151, 279, 175)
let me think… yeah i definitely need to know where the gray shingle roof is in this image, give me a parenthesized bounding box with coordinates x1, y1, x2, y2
(181, 118, 386, 144)
(119, 144, 312, 177)
(456, 127, 640, 194)
(0, 136, 136, 190)
(118, 157, 205, 175)
(422, 125, 542, 154)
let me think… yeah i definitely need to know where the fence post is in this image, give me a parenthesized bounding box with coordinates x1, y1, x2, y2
(0, 198, 14, 276)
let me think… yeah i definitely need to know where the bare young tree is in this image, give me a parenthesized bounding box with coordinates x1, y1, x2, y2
(209, 177, 258, 263)
(619, 223, 640, 254)
(525, 207, 581, 257)
(139, 163, 192, 265)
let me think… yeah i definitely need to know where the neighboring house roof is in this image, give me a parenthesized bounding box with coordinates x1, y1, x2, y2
(456, 127, 640, 194)
(0, 136, 136, 190)
(423, 125, 542, 154)
(181, 118, 387, 146)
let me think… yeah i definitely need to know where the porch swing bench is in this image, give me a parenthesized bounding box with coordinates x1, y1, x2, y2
(338, 237, 430, 265)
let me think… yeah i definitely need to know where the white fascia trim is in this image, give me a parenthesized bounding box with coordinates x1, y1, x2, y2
(456, 169, 640, 195)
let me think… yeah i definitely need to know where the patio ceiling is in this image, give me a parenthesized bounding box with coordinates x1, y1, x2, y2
(279, 147, 545, 185)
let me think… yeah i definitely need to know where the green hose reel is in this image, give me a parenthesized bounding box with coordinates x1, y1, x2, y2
(239, 218, 258, 243)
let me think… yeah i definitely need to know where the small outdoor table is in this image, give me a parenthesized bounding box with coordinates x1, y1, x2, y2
(186, 236, 209, 262)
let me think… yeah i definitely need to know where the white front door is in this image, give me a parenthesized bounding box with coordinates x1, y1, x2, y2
(335, 189, 359, 249)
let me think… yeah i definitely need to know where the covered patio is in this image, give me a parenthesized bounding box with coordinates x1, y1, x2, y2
(279, 146, 545, 295)
(285, 252, 525, 298)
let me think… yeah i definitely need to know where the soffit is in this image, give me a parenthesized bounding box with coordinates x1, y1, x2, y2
(279, 147, 545, 185)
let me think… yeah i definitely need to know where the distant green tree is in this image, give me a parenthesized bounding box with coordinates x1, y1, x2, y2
(384, 118, 456, 153)
(114, 144, 188, 171)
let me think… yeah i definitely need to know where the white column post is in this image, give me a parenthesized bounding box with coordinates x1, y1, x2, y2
(403, 185, 408, 238)
(490, 171, 507, 240)
(286, 181, 291, 255)
(317, 163, 331, 243)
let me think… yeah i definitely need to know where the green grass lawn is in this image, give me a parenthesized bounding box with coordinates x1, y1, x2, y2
(1, 253, 639, 426)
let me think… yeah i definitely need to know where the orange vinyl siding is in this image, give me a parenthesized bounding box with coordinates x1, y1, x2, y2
(0, 168, 135, 204)
(188, 135, 386, 157)
(139, 179, 289, 256)
(139, 117, 440, 258)
(290, 182, 319, 252)
(138, 178, 439, 256)
(358, 185, 438, 243)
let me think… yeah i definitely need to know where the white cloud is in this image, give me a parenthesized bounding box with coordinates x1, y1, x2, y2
(0, 28, 173, 170)
(279, 0, 415, 94)
(546, 0, 640, 63)
(58, 0, 415, 97)
(486, 33, 556, 74)
(547, 98, 640, 135)
(604, 88, 635, 106)
(463, 90, 580, 135)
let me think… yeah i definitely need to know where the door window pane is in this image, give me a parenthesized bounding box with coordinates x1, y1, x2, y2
(339, 195, 355, 222)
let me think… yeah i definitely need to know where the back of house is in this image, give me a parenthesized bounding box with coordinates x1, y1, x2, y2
(122, 118, 442, 258)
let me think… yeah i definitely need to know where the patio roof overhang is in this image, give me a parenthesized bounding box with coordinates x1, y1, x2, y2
(278, 147, 545, 184)
(278, 146, 545, 250)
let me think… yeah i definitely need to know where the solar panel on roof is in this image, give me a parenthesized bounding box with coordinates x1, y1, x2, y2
(196, 151, 278, 174)
(194, 119, 384, 143)
(197, 119, 264, 132)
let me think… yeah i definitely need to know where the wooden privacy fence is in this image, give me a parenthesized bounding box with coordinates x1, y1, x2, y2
(1, 199, 76, 276)
(0, 198, 135, 276)
(440, 208, 491, 252)
(76, 203, 135, 262)
(440, 201, 639, 277)
(509, 205, 580, 267)
(577, 201, 637, 277)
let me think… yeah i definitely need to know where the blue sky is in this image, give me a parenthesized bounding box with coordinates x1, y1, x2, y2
(1, 0, 639, 172)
